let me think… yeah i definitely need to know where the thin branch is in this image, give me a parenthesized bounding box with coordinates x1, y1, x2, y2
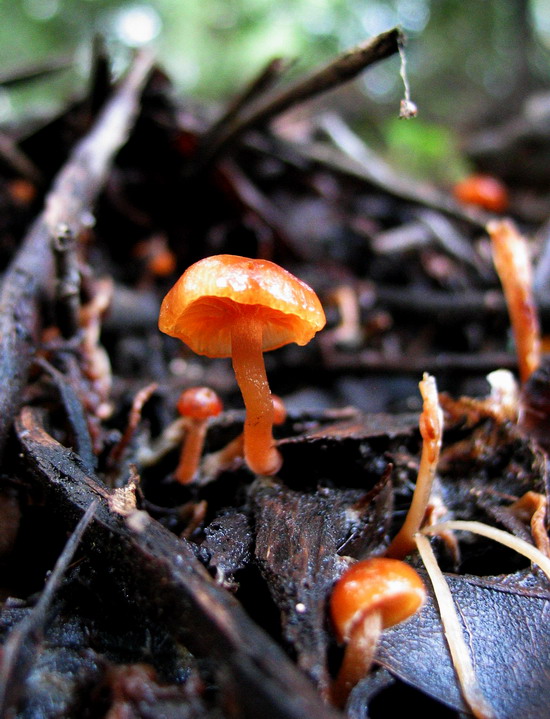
(415, 534, 495, 719)
(51, 224, 81, 339)
(424, 520, 550, 582)
(0, 130, 42, 181)
(35, 356, 97, 472)
(297, 112, 491, 229)
(0, 501, 97, 717)
(200, 57, 292, 151)
(318, 345, 517, 379)
(15, 407, 342, 719)
(0, 54, 74, 87)
(197, 27, 402, 169)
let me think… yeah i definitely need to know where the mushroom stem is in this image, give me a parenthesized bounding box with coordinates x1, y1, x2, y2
(231, 313, 282, 475)
(386, 373, 443, 559)
(175, 419, 209, 484)
(202, 395, 287, 478)
(331, 611, 382, 708)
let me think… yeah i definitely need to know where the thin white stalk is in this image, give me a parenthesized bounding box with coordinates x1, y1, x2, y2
(415, 534, 495, 719)
(424, 520, 550, 582)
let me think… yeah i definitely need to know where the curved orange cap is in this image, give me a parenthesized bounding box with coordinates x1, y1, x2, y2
(453, 174, 509, 213)
(177, 387, 223, 420)
(330, 557, 426, 643)
(158, 255, 326, 357)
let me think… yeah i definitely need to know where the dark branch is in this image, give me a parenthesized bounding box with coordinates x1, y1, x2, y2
(197, 27, 402, 169)
(0, 501, 97, 717)
(15, 407, 342, 719)
(201, 57, 292, 151)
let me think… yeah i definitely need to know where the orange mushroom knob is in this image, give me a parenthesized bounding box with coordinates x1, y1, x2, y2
(158, 255, 325, 476)
(330, 557, 426, 707)
(453, 173, 509, 213)
(175, 387, 223, 484)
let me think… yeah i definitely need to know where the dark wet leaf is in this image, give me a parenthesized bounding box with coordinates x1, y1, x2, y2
(377, 571, 550, 719)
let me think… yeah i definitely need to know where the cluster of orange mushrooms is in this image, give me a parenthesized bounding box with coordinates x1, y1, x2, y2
(157, 253, 430, 707)
(157, 216, 541, 711)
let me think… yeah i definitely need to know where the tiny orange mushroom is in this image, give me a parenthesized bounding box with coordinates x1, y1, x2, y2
(453, 173, 509, 213)
(158, 255, 325, 476)
(330, 557, 426, 707)
(175, 386, 223, 484)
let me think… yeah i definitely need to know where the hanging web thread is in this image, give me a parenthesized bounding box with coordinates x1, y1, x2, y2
(398, 37, 417, 119)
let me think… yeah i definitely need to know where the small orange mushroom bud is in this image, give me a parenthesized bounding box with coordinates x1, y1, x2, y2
(133, 236, 177, 279)
(175, 387, 223, 484)
(453, 173, 509, 213)
(158, 255, 325, 476)
(330, 557, 426, 707)
(148, 248, 177, 277)
(8, 178, 36, 206)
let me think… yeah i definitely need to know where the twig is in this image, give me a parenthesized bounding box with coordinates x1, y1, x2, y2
(51, 224, 81, 339)
(423, 520, 550, 582)
(107, 381, 158, 474)
(0, 54, 74, 87)
(216, 158, 297, 258)
(415, 208, 486, 276)
(415, 534, 495, 719)
(0, 500, 97, 717)
(197, 27, 402, 169)
(300, 113, 491, 229)
(0, 49, 154, 460)
(373, 285, 507, 321)
(35, 356, 97, 472)
(0, 130, 42, 182)
(371, 284, 550, 323)
(318, 345, 517, 376)
(199, 57, 291, 151)
(15, 407, 342, 719)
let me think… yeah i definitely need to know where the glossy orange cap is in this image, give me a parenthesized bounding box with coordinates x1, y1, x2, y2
(330, 557, 426, 643)
(158, 255, 326, 357)
(177, 387, 223, 420)
(453, 174, 509, 213)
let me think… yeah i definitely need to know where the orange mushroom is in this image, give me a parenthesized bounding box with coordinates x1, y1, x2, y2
(330, 557, 426, 707)
(453, 173, 509, 213)
(175, 386, 223, 484)
(158, 255, 325, 476)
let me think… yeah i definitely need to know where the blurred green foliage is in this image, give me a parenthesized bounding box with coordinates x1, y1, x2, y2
(383, 118, 471, 185)
(0, 0, 549, 182)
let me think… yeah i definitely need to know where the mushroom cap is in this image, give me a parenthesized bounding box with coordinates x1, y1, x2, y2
(453, 174, 509, 213)
(330, 557, 426, 643)
(177, 386, 223, 420)
(158, 255, 326, 357)
(271, 395, 287, 426)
